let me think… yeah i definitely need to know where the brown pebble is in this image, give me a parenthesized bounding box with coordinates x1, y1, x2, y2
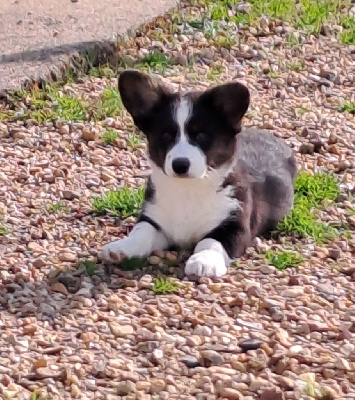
(50, 282, 69, 295)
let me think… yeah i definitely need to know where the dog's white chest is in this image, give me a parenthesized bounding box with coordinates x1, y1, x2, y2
(144, 170, 240, 246)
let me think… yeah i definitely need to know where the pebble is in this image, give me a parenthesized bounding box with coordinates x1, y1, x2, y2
(116, 381, 136, 395)
(59, 125, 70, 135)
(82, 129, 97, 141)
(249, 377, 269, 392)
(230, 357, 246, 372)
(218, 388, 242, 400)
(193, 325, 212, 336)
(328, 144, 340, 155)
(269, 306, 284, 322)
(63, 190, 80, 200)
(328, 247, 341, 260)
(148, 255, 161, 265)
(50, 282, 68, 295)
(299, 142, 315, 155)
(282, 287, 304, 298)
(259, 387, 285, 400)
(199, 350, 224, 367)
(187, 336, 203, 347)
(81, 332, 99, 343)
(235, 318, 263, 330)
(33, 258, 46, 268)
(136, 381, 151, 391)
(335, 357, 351, 370)
(289, 345, 303, 355)
(260, 264, 276, 274)
(58, 251, 77, 262)
(109, 323, 134, 337)
(239, 338, 263, 352)
(150, 378, 166, 393)
(181, 355, 200, 368)
(23, 325, 37, 335)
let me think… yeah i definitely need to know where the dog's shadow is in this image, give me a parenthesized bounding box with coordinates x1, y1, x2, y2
(50, 251, 192, 296)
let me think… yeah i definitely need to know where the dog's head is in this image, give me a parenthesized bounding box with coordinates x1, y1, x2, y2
(119, 70, 250, 179)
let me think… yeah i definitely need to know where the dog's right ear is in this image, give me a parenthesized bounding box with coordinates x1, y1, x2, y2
(118, 70, 168, 123)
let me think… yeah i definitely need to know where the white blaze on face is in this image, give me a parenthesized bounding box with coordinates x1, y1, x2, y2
(164, 97, 207, 179)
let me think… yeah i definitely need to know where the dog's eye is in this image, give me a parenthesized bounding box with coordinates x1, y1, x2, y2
(196, 132, 210, 147)
(162, 131, 175, 141)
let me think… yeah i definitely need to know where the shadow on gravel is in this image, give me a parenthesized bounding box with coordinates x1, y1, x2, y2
(0, 252, 191, 319)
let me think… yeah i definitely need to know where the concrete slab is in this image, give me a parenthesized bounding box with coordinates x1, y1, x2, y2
(0, 0, 178, 90)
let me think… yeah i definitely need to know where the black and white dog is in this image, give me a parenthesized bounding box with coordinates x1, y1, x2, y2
(100, 70, 296, 278)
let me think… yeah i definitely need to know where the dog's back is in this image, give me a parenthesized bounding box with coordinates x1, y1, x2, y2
(236, 128, 296, 237)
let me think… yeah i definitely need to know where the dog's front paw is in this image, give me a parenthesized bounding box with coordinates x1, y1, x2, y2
(99, 238, 137, 262)
(185, 250, 227, 278)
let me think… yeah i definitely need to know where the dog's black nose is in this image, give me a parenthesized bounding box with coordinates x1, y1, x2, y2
(172, 158, 190, 176)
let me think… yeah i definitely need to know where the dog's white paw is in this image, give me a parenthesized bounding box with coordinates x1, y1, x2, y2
(99, 238, 140, 262)
(185, 250, 227, 278)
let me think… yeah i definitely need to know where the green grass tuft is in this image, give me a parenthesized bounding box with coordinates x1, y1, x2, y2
(0, 225, 9, 235)
(340, 16, 355, 44)
(91, 186, 145, 217)
(119, 257, 148, 271)
(153, 277, 179, 295)
(339, 101, 355, 114)
(285, 32, 302, 46)
(205, 0, 353, 44)
(80, 260, 97, 276)
(46, 202, 69, 214)
(9, 84, 125, 123)
(141, 51, 172, 72)
(89, 63, 116, 78)
(10, 85, 88, 123)
(98, 87, 123, 118)
(298, 107, 309, 115)
(288, 60, 305, 72)
(276, 200, 338, 243)
(216, 34, 236, 48)
(294, 171, 340, 206)
(208, 63, 224, 81)
(30, 392, 38, 400)
(276, 172, 340, 243)
(102, 130, 119, 145)
(297, 0, 338, 34)
(53, 94, 87, 121)
(126, 129, 145, 150)
(265, 250, 304, 270)
(0, 111, 11, 121)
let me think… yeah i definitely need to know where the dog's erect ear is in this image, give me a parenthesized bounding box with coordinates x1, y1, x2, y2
(198, 82, 250, 133)
(118, 70, 168, 122)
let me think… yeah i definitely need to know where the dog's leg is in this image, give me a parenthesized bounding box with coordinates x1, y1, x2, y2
(185, 219, 251, 278)
(185, 238, 229, 278)
(100, 222, 169, 263)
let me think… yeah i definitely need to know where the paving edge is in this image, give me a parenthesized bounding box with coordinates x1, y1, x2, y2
(0, 1, 181, 93)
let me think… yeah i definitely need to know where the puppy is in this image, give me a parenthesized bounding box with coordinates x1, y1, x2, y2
(100, 70, 296, 278)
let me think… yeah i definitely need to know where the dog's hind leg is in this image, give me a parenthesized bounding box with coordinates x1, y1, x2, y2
(99, 222, 169, 263)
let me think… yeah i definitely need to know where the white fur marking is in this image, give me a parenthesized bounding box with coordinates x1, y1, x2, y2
(100, 222, 169, 262)
(175, 97, 192, 140)
(145, 163, 241, 246)
(185, 238, 229, 277)
(164, 98, 207, 179)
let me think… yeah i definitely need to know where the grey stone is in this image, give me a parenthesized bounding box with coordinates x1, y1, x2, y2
(239, 338, 263, 352)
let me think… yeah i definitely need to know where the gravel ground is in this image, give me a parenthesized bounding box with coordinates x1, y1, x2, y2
(1, 1, 355, 399)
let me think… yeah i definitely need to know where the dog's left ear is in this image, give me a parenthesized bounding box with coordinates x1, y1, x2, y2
(198, 82, 250, 133)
